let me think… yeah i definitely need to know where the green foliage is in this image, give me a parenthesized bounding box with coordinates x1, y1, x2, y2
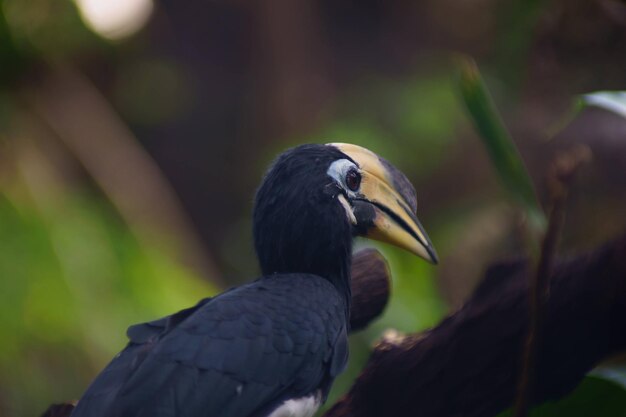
(0, 190, 215, 416)
(457, 57, 546, 234)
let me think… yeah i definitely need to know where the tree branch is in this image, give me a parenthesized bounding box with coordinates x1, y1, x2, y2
(513, 145, 591, 417)
(325, 234, 626, 417)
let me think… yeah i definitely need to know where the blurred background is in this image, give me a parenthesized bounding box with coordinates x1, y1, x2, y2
(1, 0, 626, 416)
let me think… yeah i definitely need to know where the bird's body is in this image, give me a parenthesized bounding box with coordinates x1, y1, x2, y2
(72, 275, 347, 417)
(69, 143, 437, 417)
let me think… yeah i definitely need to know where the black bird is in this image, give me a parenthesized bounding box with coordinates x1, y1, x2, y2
(70, 143, 437, 417)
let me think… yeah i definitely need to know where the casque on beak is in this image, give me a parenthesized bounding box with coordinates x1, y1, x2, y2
(329, 143, 438, 264)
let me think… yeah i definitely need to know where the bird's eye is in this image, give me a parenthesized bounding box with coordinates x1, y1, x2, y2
(345, 169, 361, 191)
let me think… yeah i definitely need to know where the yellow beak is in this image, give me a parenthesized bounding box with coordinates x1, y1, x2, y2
(329, 143, 438, 264)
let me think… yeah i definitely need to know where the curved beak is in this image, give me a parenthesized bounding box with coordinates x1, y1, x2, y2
(329, 143, 438, 264)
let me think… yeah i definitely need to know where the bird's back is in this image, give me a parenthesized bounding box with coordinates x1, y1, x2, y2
(71, 274, 349, 417)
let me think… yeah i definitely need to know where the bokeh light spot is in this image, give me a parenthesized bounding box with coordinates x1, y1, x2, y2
(73, 0, 153, 41)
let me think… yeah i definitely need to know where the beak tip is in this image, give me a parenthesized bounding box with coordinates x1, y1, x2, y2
(412, 240, 438, 264)
(426, 246, 439, 265)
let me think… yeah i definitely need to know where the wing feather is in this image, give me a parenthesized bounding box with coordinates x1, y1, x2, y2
(71, 275, 348, 417)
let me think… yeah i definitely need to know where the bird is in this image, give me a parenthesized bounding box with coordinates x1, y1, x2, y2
(69, 143, 437, 417)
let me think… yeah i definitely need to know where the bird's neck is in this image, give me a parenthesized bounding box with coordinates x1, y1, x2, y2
(321, 254, 353, 315)
(259, 240, 353, 314)
(255, 220, 353, 317)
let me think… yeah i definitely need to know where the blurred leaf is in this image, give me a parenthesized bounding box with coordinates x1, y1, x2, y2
(498, 376, 626, 417)
(457, 57, 546, 232)
(581, 91, 626, 119)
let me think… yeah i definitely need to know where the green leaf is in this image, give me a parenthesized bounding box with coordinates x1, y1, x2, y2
(457, 57, 546, 233)
(581, 91, 626, 119)
(498, 376, 626, 417)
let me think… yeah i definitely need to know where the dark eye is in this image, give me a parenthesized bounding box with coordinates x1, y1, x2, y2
(345, 169, 361, 191)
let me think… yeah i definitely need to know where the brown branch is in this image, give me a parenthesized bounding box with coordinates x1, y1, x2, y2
(513, 194, 562, 417)
(513, 145, 591, 417)
(325, 233, 626, 417)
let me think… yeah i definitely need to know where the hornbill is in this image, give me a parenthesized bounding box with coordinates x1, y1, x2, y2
(69, 143, 437, 417)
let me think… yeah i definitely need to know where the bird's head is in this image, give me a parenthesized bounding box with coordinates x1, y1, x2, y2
(253, 143, 437, 283)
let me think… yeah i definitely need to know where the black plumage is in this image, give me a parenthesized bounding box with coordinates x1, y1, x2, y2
(70, 143, 435, 417)
(72, 276, 347, 417)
